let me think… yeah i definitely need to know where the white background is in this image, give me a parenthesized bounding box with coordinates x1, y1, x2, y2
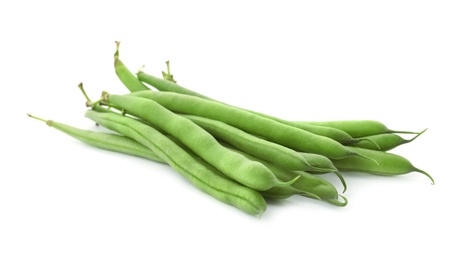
(1, 1, 460, 259)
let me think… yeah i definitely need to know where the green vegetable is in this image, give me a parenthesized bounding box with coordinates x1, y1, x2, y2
(298, 120, 419, 138)
(95, 93, 299, 191)
(84, 109, 268, 215)
(332, 146, 434, 184)
(114, 41, 150, 92)
(129, 90, 368, 161)
(349, 129, 427, 151)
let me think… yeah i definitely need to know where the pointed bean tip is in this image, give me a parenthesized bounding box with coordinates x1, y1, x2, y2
(415, 168, 435, 185)
(327, 195, 348, 207)
(408, 128, 429, 142)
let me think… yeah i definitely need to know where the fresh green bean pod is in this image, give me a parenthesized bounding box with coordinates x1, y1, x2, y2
(84, 110, 268, 215)
(332, 146, 434, 184)
(348, 129, 427, 151)
(129, 90, 365, 161)
(223, 144, 346, 206)
(90, 104, 318, 201)
(114, 42, 150, 92)
(137, 71, 209, 99)
(299, 153, 338, 174)
(27, 114, 164, 163)
(100, 93, 298, 191)
(168, 133, 316, 201)
(32, 111, 301, 208)
(136, 72, 373, 145)
(299, 120, 419, 138)
(298, 152, 347, 192)
(250, 111, 372, 145)
(258, 185, 321, 200)
(181, 114, 326, 172)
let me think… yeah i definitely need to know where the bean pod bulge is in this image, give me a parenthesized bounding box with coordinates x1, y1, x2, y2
(101, 93, 297, 191)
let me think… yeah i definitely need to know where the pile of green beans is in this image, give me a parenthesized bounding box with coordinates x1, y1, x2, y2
(27, 42, 434, 216)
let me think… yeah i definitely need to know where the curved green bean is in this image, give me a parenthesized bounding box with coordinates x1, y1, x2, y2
(136, 71, 374, 145)
(332, 146, 434, 184)
(129, 90, 368, 161)
(27, 113, 164, 163)
(114, 41, 150, 92)
(349, 129, 427, 151)
(96, 93, 298, 191)
(181, 114, 326, 172)
(83, 110, 268, 215)
(223, 144, 346, 206)
(299, 120, 420, 138)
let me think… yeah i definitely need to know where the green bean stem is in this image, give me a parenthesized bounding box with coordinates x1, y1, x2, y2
(161, 60, 177, 83)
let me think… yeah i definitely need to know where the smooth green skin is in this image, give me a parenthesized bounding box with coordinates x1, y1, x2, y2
(91, 105, 316, 197)
(43, 113, 296, 208)
(259, 185, 320, 200)
(298, 152, 347, 193)
(349, 129, 427, 151)
(225, 144, 346, 206)
(103, 94, 293, 191)
(251, 111, 363, 144)
(299, 120, 419, 138)
(84, 110, 267, 215)
(149, 134, 311, 201)
(299, 153, 338, 174)
(114, 43, 150, 92)
(137, 71, 364, 144)
(269, 168, 346, 206)
(40, 119, 164, 163)
(84, 108, 315, 201)
(137, 71, 209, 99)
(129, 90, 359, 160)
(182, 113, 347, 192)
(181, 114, 316, 172)
(332, 146, 434, 184)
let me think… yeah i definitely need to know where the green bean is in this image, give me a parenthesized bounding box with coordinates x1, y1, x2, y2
(129, 90, 371, 161)
(181, 114, 328, 172)
(250, 112, 378, 146)
(183, 114, 347, 192)
(114, 41, 150, 92)
(30, 111, 297, 208)
(273, 170, 347, 207)
(298, 152, 347, 192)
(258, 185, 321, 200)
(299, 120, 420, 138)
(136, 71, 375, 145)
(137, 70, 209, 99)
(27, 113, 164, 163)
(84, 109, 268, 215)
(167, 132, 317, 201)
(348, 129, 427, 151)
(299, 153, 339, 174)
(223, 143, 346, 206)
(91, 103, 324, 198)
(95, 93, 298, 191)
(331, 146, 434, 184)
